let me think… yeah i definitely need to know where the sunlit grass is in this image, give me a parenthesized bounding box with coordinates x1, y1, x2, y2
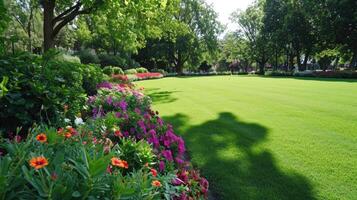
(138, 76, 357, 199)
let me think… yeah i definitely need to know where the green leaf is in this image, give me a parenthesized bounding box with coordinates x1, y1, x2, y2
(72, 191, 81, 197)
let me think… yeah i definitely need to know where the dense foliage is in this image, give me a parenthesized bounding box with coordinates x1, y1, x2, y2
(0, 53, 104, 134)
(225, 0, 357, 73)
(0, 81, 209, 199)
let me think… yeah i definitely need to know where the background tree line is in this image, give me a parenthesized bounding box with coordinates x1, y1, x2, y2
(0, 0, 221, 74)
(0, 0, 355, 74)
(223, 0, 356, 74)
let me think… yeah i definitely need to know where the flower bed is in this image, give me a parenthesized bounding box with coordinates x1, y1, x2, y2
(135, 72, 163, 80)
(0, 82, 208, 199)
(112, 73, 164, 82)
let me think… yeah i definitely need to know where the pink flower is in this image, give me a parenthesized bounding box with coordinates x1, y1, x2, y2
(159, 161, 165, 172)
(161, 150, 173, 161)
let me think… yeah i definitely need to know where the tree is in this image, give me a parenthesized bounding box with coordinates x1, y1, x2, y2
(231, 1, 272, 74)
(40, 0, 170, 52)
(136, 0, 221, 74)
(314, 0, 357, 68)
(0, 0, 9, 54)
(220, 32, 252, 72)
(0, 0, 9, 35)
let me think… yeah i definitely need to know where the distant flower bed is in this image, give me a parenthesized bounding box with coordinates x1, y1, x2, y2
(136, 72, 163, 80)
(0, 82, 208, 199)
(112, 73, 164, 82)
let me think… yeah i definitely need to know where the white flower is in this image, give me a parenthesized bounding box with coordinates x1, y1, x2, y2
(64, 118, 70, 123)
(75, 117, 84, 126)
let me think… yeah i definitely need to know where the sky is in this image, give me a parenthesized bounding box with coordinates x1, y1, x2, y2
(204, 0, 255, 35)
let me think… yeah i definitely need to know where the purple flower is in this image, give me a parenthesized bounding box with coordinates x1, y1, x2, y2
(123, 131, 129, 137)
(161, 150, 173, 162)
(119, 100, 128, 111)
(137, 120, 147, 133)
(148, 136, 159, 148)
(177, 137, 186, 154)
(134, 108, 141, 114)
(115, 112, 121, 118)
(159, 161, 165, 172)
(97, 82, 113, 89)
(148, 129, 156, 137)
(175, 157, 184, 165)
(106, 96, 113, 105)
(88, 96, 96, 104)
(157, 117, 164, 126)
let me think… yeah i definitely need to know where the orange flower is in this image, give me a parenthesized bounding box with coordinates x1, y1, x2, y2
(150, 168, 158, 177)
(152, 180, 161, 187)
(111, 157, 128, 169)
(64, 132, 72, 138)
(36, 133, 47, 143)
(29, 156, 49, 170)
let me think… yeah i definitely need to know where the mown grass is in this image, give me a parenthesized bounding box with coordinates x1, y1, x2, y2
(138, 76, 357, 200)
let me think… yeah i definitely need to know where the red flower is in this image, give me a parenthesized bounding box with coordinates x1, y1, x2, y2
(36, 133, 47, 143)
(150, 168, 158, 177)
(114, 130, 123, 137)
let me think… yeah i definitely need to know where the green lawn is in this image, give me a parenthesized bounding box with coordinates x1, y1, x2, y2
(138, 76, 357, 200)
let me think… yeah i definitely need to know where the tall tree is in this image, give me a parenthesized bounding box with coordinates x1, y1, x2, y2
(231, 1, 272, 74)
(40, 0, 169, 52)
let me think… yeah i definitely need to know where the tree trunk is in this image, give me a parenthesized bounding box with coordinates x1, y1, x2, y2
(303, 51, 310, 71)
(297, 50, 301, 71)
(27, 5, 33, 52)
(258, 61, 265, 74)
(274, 49, 278, 71)
(351, 49, 357, 70)
(43, 0, 55, 52)
(176, 60, 184, 75)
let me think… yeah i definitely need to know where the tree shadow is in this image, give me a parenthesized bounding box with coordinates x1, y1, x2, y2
(163, 112, 316, 200)
(143, 88, 179, 104)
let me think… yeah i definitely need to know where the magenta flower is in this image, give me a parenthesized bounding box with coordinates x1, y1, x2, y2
(161, 150, 173, 161)
(119, 100, 128, 111)
(106, 96, 113, 105)
(159, 161, 165, 172)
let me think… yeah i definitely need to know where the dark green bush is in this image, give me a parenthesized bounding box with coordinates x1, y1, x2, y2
(113, 67, 124, 75)
(98, 53, 126, 67)
(135, 67, 149, 73)
(53, 53, 81, 63)
(265, 71, 293, 77)
(124, 69, 138, 74)
(77, 49, 99, 64)
(0, 53, 103, 134)
(81, 64, 105, 95)
(103, 66, 114, 76)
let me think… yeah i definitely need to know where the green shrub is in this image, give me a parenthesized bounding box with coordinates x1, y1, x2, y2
(54, 53, 81, 63)
(77, 49, 99, 64)
(0, 125, 179, 199)
(113, 67, 124, 75)
(135, 67, 149, 73)
(0, 53, 103, 133)
(124, 69, 138, 74)
(80, 64, 104, 95)
(103, 66, 114, 76)
(265, 71, 293, 76)
(98, 53, 126, 67)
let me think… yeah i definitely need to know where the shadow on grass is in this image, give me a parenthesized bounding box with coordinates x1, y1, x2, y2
(144, 88, 180, 104)
(163, 112, 316, 200)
